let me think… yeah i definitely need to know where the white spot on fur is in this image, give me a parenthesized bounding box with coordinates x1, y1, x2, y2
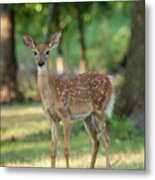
(101, 90, 104, 95)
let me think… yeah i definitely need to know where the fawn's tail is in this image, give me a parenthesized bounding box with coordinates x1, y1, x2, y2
(105, 75, 115, 118)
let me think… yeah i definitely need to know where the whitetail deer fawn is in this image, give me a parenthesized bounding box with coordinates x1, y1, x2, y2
(23, 31, 115, 169)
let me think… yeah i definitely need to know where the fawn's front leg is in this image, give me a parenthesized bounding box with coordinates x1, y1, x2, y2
(51, 121, 59, 168)
(63, 118, 71, 168)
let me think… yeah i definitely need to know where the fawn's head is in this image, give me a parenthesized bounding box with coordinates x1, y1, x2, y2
(23, 31, 61, 71)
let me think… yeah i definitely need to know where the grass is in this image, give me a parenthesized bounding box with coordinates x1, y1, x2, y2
(1, 102, 145, 169)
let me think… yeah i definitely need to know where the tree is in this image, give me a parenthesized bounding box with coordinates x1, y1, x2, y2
(114, 0, 145, 128)
(76, 4, 87, 73)
(0, 5, 23, 102)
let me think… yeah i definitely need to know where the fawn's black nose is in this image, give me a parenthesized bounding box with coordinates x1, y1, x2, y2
(38, 60, 45, 67)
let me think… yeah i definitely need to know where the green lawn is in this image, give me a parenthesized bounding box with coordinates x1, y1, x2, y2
(1, 102, 145, 169)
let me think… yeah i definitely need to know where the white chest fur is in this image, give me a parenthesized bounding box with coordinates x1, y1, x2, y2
(37, 65, 47, 74)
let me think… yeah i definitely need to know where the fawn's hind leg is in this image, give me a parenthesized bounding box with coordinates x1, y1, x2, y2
(96, 114, 110, 168)
(84, 115, 100, 168)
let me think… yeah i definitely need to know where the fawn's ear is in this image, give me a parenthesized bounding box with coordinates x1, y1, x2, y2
(49, 31, 62, 49)
(23, 35, 36, 49)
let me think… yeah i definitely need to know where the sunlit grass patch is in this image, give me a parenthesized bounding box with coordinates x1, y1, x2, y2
(2, 150, 144, 169)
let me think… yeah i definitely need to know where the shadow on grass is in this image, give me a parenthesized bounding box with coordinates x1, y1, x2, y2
(1, 129, 51, 165)
(1, 127, 51, 144)
(1, 142, 50, 165)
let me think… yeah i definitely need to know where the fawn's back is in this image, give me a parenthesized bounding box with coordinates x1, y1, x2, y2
(54, 72, 113, 119)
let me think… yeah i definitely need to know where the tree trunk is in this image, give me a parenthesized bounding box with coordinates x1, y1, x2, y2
(114, 0, 145, 128)
(77, 6, 87, 73)
(0, 5, 23, 102)
(44, 4, 54, 43)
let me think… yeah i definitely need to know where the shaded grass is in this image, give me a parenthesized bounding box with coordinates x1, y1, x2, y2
(1, 102, 144, 169)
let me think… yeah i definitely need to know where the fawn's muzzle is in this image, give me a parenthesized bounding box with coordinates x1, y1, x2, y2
(38, 60, 45, 67)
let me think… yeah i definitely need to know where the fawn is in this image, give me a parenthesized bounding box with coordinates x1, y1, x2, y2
(23, 31, 115, 168)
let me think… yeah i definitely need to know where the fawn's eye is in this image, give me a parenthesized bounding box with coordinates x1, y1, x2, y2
(33, 51, 37, 56)
(45, 50, 50, 55)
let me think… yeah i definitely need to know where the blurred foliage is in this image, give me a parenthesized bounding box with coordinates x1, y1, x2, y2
(108, 116, 144, 140)
(10, 1, 134, 98)
(14, 2, 132, 67)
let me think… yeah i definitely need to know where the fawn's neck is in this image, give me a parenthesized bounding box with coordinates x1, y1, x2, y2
(37, 64, 57, 108)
